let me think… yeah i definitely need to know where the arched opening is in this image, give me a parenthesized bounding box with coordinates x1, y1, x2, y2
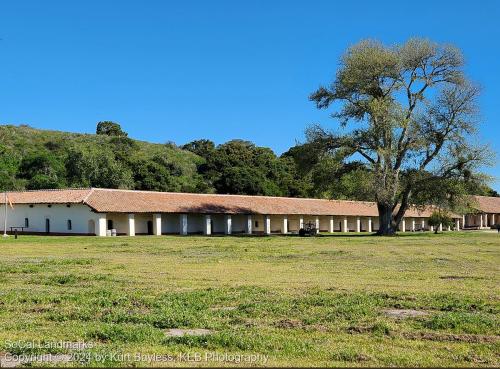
(88, 219, 96, 235)
(45, 219, 50, 233)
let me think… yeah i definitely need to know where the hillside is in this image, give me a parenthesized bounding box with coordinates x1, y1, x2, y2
(0, 125, 207, 192)
(0, 124, 312, 197)
(1, 124, 496, 200)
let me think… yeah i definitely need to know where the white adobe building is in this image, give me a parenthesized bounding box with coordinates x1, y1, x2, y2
(1, 188, 495, 237)
(462, 195, 500, 229)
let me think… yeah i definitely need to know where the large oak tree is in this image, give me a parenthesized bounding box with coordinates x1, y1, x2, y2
(309, 38, 489, 235)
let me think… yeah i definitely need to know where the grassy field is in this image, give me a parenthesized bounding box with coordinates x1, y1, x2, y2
(0, 232, 499, 367)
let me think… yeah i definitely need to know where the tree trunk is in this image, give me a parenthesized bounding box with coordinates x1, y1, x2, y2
(377, 203, 396, 235)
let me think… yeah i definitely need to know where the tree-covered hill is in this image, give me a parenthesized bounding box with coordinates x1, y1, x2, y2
(0, 124, 497, 199)
(0, 124, 312, 197)
(0, 124, 206, 192)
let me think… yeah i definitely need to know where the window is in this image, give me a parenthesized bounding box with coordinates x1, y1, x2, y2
(25, 218, 29, 228)
(255, 221, 259, 228)
(67, 220, 72, 230)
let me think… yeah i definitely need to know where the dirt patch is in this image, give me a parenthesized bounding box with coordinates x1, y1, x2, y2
(274, 319, 328, 332)
(27, 307, 49, 313)
(402, 332, 499, 343)
(347, 326, 373, 334)
(439, 275, 483, 280)
(274, 319, 303, 329)
(0, 352, 72, 368)
(164, 328, 213, 337)
(383, 309, 428, 319)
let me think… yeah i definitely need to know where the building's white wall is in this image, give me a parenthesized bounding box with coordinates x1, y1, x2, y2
(106, 213, 129, 234)
(134, 213, 153, 235)
(270, 215, 284, 233)
(0, 204, 101, 234)
(210, 214, 225, 234)
(251, 215, 265, 233)
(333, 217, 343, 232)
(0, 201, 452, 236)
(186, 214, 204, 234)
(161, 214, 180, 234)
(230, 215, 247, 233)
(287, 215, 301, 233)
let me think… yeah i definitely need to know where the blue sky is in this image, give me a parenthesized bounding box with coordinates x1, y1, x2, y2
(1, 1, 499, 191)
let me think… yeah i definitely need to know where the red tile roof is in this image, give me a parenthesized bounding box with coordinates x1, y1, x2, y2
(7, 188, 92, 204)
(5, 188, 453, 218)
(471, 196, 500, 214)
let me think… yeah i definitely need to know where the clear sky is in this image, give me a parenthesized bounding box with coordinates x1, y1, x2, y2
(1, 1, 499, 191)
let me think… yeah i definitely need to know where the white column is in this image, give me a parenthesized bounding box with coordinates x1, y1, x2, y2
(204, 215, 211, 235)
(492, 214, 496, 225)
(462, 215, 466, 228)
(225, 215, 232, 235)
(97, 214, 107, 237)
(356, 217, 361, 232)
(456, 219, 460, 231)
(153, 213, 162, 236)
(368, 217, 372, 233)
(299, 216, 304, 229)
(422, 219, 426, 231)
(127, 213, 135, 236)
(329, 216, 334, 233)
(430, 225, 434, 232)
(447, 225, 451, 231)
(439, 223, 443, 232)
(315, 216, 320, 234)
(411, 219, 416, 232)
(480, 214, 484, 228)
(282, 216, 288, 234)
(342, 217, 348, 232)
(264, 215, 271, 235)
(400, 218, 406, 233)
(246, 215, 252, 234)
(180, 214, 188, 235)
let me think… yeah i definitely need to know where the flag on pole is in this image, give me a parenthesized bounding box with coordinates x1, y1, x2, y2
(6, 194, 13, 209)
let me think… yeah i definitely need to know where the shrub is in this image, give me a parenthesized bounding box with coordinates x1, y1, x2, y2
(428, 211, 454, 234)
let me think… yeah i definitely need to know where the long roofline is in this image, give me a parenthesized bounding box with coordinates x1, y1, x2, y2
(84, 187, 379, 205)
(4, 187, 457, 218)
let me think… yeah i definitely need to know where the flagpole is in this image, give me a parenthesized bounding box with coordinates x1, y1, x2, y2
(3, 192, 8, 237)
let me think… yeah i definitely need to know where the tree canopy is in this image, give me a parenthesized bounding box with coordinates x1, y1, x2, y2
(308, 38, 491, 234)
(96, 121, 128, 137)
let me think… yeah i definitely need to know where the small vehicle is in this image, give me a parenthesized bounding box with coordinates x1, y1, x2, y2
(492, 223, 500, 233)
(299, 221, 318, 237)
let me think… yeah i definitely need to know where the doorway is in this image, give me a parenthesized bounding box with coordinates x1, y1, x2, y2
(45, 219, 50, 233)
(147, 220, 153, 235)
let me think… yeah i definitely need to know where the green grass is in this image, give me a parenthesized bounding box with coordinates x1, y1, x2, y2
(0, 232, 498, 367)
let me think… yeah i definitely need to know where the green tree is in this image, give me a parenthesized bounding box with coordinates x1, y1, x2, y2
(18, 152, 66, 189)
(96, 121, 128, 137)
(428, 211, 454, 234)
(308, 38, 489, 235)
(182, 139, 216, 158)
(65, 147, 133, 189)
(0, 144, 23, 191)
(187, 139, 311, 197)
